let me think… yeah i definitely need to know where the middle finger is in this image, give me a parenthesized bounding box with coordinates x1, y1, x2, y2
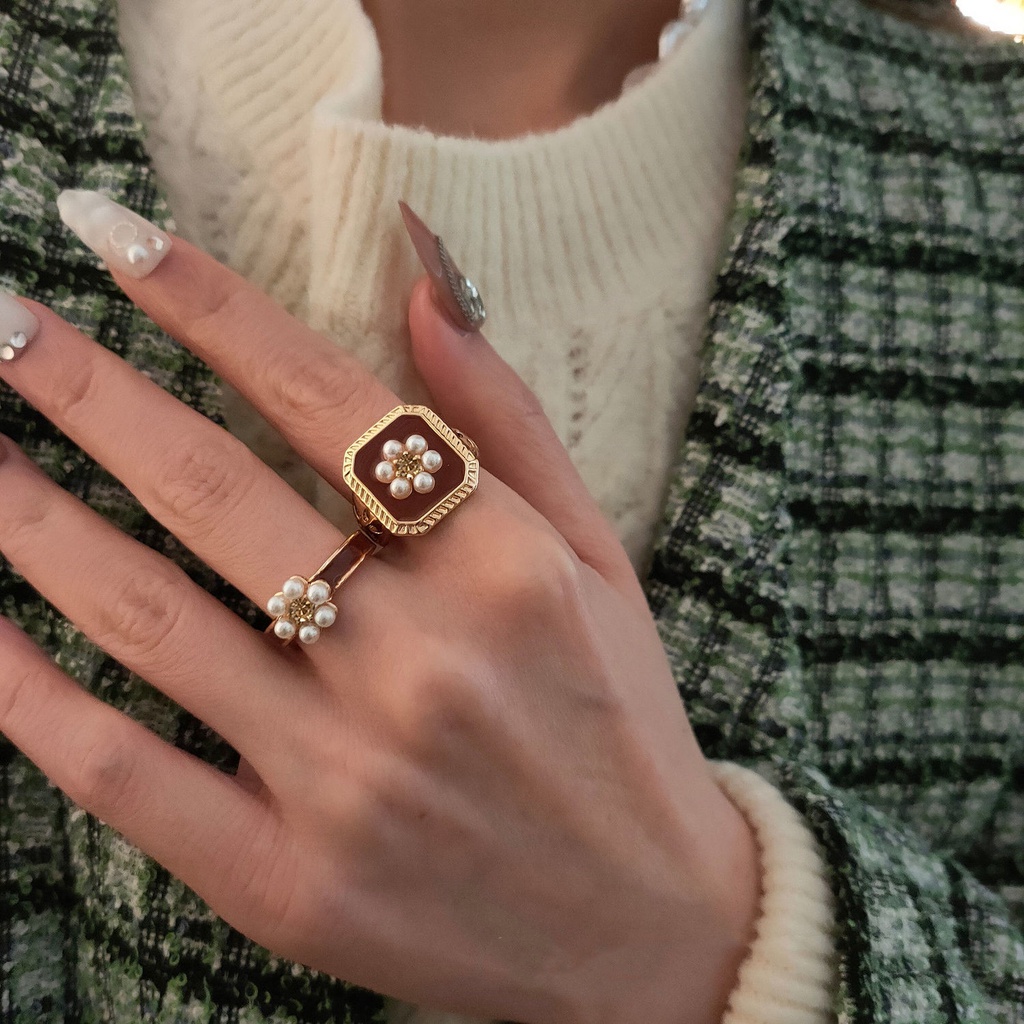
(57, 191, 403, 503)
(0, 297, 348, 615)
(0, 437, 291, 756)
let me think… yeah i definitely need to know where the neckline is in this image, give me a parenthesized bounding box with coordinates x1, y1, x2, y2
(191, 0, 752, 328)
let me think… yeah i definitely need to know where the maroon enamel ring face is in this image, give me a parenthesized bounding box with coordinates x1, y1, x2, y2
(342, 405, 480, 536)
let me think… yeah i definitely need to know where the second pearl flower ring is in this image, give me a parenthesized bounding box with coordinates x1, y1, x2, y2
(267, 405, 480, 646)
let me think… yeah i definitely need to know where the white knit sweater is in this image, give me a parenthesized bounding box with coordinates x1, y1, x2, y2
(114, 1, 839, 1022)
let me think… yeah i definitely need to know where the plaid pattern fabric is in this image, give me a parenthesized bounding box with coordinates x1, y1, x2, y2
(0, 1, 1021, 1023)
(0, 2, 384, 1021)
(647, 0, 1024, 1020)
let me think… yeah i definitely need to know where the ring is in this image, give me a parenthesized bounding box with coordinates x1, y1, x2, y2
(266, 405, 479, 645)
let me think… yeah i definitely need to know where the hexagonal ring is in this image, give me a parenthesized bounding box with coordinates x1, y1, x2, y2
(342, 405, 480, 537)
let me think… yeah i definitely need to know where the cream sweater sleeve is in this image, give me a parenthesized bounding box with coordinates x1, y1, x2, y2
(707, 761, 839, 1024)
(384, 762, 839, 1024)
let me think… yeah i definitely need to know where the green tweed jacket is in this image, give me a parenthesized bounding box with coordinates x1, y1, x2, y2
(1, 0, 1022, 1021)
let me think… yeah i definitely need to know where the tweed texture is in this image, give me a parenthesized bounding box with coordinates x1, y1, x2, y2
(645, 0, 1024, 1021)
(0, 2, 1021, 1024)
(0, 2, 384, 1021)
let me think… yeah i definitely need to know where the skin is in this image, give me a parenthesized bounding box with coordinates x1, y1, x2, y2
(361, 0, 685, 138)
(0, 3, 763, 1021)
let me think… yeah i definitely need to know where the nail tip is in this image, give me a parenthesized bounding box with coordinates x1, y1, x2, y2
(0, 290, 40, 364)
(55, 186, 92, 214)
(397, 200, 487, 334)
(53, 190, 171, 279)
(397, 198, 427, 234)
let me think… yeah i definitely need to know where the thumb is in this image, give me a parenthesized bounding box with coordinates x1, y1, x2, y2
(399, 203, 633, 585)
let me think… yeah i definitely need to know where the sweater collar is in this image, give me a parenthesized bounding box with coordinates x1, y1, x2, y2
(189, 0, 751, 334)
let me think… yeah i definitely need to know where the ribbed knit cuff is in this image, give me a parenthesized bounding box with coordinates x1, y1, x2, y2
(706, 760, 839, 1024)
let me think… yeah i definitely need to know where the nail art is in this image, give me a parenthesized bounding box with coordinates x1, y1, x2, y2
(56, 189, 171, 280)
(398, 200, 486, 333)
(0, 290, 40, 363)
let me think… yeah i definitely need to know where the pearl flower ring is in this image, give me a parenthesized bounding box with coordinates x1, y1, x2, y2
(373, 433, 444, 500)
(267, 576, 338, 645)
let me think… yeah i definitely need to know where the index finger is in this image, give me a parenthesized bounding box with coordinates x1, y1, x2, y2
(57, 189, 399, 498)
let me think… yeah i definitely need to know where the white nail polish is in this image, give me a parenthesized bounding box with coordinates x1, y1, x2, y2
(56, 189, 172, 281)
(0, 290, 40, 363)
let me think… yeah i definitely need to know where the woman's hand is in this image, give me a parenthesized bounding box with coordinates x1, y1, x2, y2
(0, 198, 760, 1024)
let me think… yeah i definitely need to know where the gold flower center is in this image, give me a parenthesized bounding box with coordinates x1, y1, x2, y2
(392, 452, 423, 478)
(288, 596, 315, 624)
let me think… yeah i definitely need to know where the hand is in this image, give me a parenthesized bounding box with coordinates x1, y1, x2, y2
(0, 206, 760, 1024)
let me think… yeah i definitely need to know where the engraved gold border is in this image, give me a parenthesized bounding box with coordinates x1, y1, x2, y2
(342, 405, 480, 536)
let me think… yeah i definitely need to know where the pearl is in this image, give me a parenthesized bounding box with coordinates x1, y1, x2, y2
(282, 576, 306, 599)
(382, 439, 404, 460)
(1, 332, 27, 362)
(314, 604, 337, 628)
(389, 477, 412, 499)
(274, 619, 296, 640)
(298, 624, 321, 645)
(405, 434, 427, 454)
(307, 580, 332, 605)
(149, 236, 166, 251)
(413, 472, 435, 494)
(125, 243, 150, 265)
(266, 594, 287, 617)
(421, 449, 442, 472)
(374, 460, 395, 483)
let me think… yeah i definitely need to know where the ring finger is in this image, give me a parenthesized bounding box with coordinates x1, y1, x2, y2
(0, 436, 294, 757)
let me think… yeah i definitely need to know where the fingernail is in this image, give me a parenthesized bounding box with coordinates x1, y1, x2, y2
(398, 200, 486, 333)
(0, 290, 40, 363)
(56, 189, 172, 280)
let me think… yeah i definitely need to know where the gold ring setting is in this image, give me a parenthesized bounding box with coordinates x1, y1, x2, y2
(267, 405, 479, 645)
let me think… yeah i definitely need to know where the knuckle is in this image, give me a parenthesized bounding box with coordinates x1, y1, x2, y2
(478, 530, 582, 619)
(267, 351, 365, 428)
(94, 569, 192, 661)
(50, 352, 101, 424)
(0, 490, 50, 559)
(151, 436, 248, 529)
(0, 660, 50, 734)
(184, 281, 247, 348)
(392, 654, 495, 756)
(66, 730, 140, 821)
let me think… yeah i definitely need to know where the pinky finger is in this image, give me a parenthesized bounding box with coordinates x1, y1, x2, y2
(0, 616, 269, 901)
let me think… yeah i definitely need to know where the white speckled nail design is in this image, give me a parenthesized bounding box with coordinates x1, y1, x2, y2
(0, 290, 40, 363)
(56, 189, 171, 280)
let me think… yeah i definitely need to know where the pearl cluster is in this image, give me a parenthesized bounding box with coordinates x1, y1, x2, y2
(108, 220, 167, 269)
(373, 433, 443, 500)
(0, 331, 28, 362)
(267, 576, 338, 645)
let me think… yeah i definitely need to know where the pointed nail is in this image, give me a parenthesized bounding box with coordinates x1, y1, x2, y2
(398, 200, 486, 333)
(0, 290, 40, 363)
(56, 189, 172, 281)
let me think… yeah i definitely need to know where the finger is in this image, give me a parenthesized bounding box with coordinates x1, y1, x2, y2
(0, 436, 300, 755)
(406, 278, 633, 583)
(0, 614, 275, 925)
(0, 295, 348, 616)
(56, 189, 399, 497)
